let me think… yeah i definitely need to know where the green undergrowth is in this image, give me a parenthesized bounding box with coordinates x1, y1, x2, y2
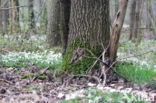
(61, 88, 149, 103)
(0, 35, 62, 52)
(118, 40, 156, 67)
(62, 40, 102, 74)
(115, 62, 156, 84)
(1, 51, 62, 73)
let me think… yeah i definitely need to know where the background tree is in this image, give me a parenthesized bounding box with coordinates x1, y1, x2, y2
(28, 0, 35, 30)
(129, 0, 143, 43)
(60, 0, 71, 54)
(1, 0, 9, 34)
(9, 0, 20, 33)
(146, 0, 156, 40)
(0, 0, 2, 32)
(47, 0, 61, 47)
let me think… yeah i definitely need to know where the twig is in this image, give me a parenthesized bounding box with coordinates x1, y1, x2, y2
(0, 6, 29, 10)
(107, 49, 155, 72)
(104, 50, 155, 81)
(85, 54, 102, 73)
(72, 74, 101, 84)
(32, 67, 50, 81)
(0, 79, 13, 84)
(118, 50, 154, 61)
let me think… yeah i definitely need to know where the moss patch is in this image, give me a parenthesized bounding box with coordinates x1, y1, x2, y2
(21, 73, 34, 79)
(62, 40, 102, 74)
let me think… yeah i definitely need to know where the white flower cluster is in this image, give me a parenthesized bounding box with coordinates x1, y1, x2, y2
(1, 51, 62, 65)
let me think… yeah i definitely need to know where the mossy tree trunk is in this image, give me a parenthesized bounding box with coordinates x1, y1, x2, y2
(63, 0, 110, 74)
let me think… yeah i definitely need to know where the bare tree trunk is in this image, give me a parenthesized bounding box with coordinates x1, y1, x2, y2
(109, 0, 128, 63)
(1, 0, 9, 34)
(134, 0, 142, 40)
(28, 0, 35, 30)
(0, 0, 2, 33)
(129, 0, 142, 42)
(146, 0, 152, 29)
(14, 0, 19, 29)
(146, 0, 156, 40)
(60, 0, 71, 54)
(129, 0, 136, 40)
(47, 0, 61, 47)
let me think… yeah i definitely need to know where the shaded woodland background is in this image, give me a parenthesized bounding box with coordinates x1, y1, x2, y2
(0, 0, 155, 42)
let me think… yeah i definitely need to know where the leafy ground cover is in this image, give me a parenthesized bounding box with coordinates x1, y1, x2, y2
(0, 67, 154, 103)
(0, 35, 156, 103)
(1, 51, 62, 69)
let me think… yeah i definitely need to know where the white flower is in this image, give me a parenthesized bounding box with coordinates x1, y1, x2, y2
(58, 93, 64, 98)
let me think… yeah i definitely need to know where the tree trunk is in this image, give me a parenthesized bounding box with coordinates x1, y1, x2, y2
(146, 0, 152, 29)
(0, 0, 2, 33)
(129, 0, 136, 40)
(47, 0, 61, 47)
(134, 0, 142, 39)
(14, 0, 19, 29)
(64, 0, 110, 74)
(68, 0, 110, 48)
(129, 0, 142, 42)
(28, 0, 35, 30)
(109, 0, 128, 63)
(60, 0, 71, 54)
(1, 0, 9, 34)
(146, 0, 156, 40)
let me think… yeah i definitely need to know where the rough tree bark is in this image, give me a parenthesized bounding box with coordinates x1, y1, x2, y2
(63, 0, 110, 74)
(47, 0, 61, 47)
(67, 0, 110, 48)
(109, 0, 128, 63)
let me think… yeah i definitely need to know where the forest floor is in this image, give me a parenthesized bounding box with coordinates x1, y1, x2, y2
(0, 66, 155, 103)
(0, 35, 156, 103)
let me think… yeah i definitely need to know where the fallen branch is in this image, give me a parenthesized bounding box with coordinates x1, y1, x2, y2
(0, 79, 13, 84)
(32, 67, 50, 81)
(0, 6, 29, 10)
(107, 49, 155, 71)
(72, 74, 101, 84)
